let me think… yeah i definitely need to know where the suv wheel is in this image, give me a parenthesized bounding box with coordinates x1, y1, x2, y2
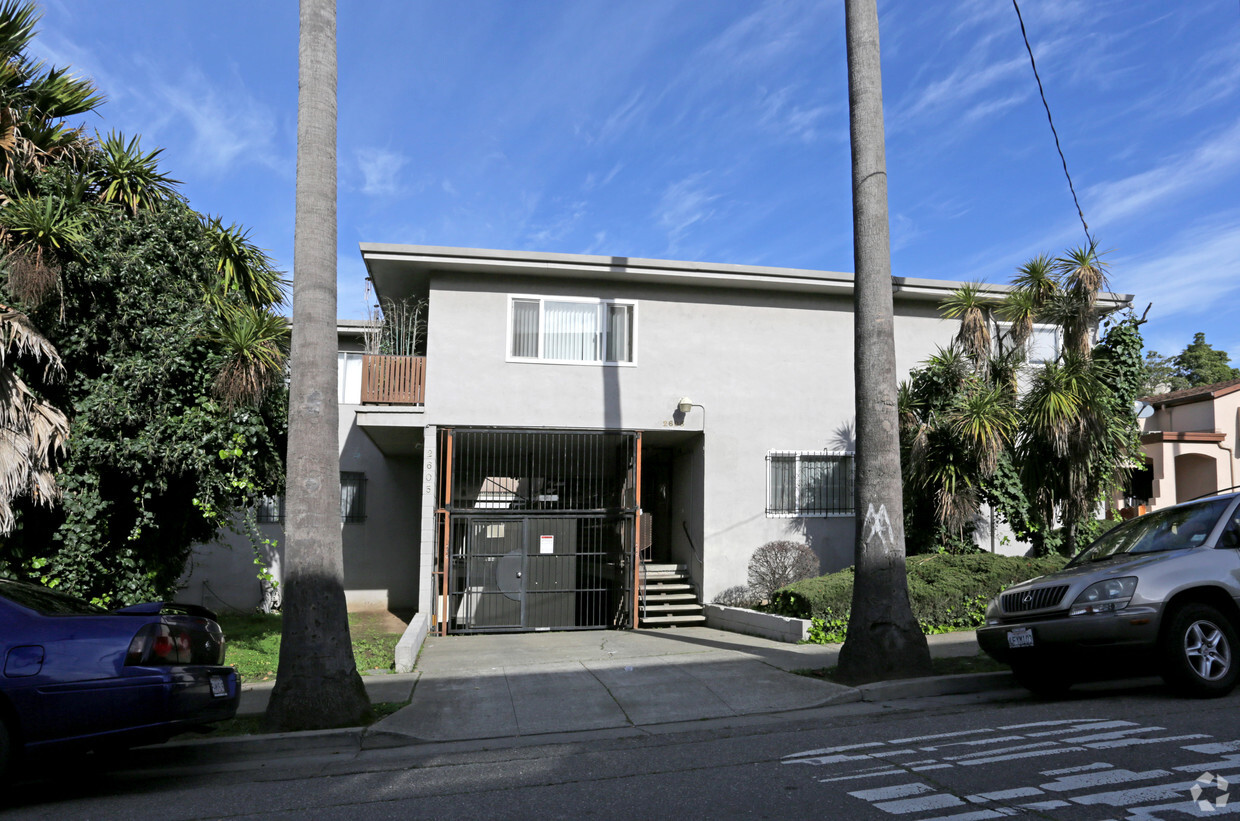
(1161, 603, 1240, 697)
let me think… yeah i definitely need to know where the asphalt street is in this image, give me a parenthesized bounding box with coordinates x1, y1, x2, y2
(6, 677, 1239, 819)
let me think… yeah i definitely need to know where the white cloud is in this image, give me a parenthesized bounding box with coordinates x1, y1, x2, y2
(1086, 117, 1240, 230)
(527, 201, 587, 246)
(655, 173, 719, 251)
(151, 68, 282, 176)
(1119, 215, 1240, 325)
(757, 85, 834, 143)
(356, 148, 408, 197)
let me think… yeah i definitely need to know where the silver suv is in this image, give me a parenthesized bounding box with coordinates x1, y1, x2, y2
(978, 491, 1240, 697)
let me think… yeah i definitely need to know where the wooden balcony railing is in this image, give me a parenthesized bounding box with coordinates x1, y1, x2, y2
(360, 354, 426, 405)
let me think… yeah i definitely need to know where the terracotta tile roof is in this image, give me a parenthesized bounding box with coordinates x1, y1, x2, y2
(1142, 377, 1240, 407)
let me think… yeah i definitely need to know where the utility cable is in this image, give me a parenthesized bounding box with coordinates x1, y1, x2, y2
(1012, 0, 1094, 246)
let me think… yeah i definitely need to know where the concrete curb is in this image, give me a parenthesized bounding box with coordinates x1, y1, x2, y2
(857, 671, 1016, 701)
(164, 669, 1017, 761)
(395, 613, 430, 673)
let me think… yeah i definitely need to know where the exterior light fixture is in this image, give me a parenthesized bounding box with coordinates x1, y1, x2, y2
(677, 397, 693, 414)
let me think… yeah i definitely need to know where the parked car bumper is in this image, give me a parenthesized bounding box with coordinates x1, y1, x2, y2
(977, 605, 1162, 665)
(19, 665, 239, 754)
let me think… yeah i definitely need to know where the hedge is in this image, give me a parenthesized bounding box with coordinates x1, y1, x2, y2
(769, 553, 1068, 638)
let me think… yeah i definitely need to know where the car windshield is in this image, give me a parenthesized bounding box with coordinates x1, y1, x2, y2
(0, 579, 108, 615)
(1070, 498, 1234, 565)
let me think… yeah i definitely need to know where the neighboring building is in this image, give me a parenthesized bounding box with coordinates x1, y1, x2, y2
(181, 245, 1131, 634)
(1136, 378, 1240, 510)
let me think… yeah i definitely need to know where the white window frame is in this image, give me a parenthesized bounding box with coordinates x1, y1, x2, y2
(766, 450, 855, 518)
(338, 351, 364, 404)
(995, 322, 1061, 366)
(506, 295, 637, 366)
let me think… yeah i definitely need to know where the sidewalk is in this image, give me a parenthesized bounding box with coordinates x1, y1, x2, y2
(216, 627, 1009, 752)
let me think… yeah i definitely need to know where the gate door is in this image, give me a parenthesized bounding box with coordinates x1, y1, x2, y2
(448, 515, 627, 633)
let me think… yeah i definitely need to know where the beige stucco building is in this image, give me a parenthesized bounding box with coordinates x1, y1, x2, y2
(1139, 378, 1240, 509)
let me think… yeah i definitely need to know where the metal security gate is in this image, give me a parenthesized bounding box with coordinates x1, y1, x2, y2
(435, 428, 640, 634)
(447, 515, 631, 632)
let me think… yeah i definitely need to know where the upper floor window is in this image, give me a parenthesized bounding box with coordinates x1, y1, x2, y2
(767, 451, 854, 517)
(509, 296, 635, 364)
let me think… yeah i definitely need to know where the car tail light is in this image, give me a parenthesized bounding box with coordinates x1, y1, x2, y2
(126, 620, 225, 666)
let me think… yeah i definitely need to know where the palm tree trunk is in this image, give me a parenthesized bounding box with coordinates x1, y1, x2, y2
(836, 0, 931, 684)
(266, 0, 369, 730)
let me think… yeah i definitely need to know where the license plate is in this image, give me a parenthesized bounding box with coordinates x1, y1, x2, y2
(1007, 628, 1034, 649)
(210, 675, 227, 698)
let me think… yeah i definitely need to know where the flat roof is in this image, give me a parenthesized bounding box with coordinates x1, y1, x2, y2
(359, 243, 1134, 309)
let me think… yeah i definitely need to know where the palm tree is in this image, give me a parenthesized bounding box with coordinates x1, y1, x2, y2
(0, 301, 67, 532)
(836, 0, 931, 684)
(265, 0, 370, 731)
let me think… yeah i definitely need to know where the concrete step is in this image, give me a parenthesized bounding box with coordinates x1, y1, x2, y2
(641, 582, 693, 593)
(641, 603, 704, 613)
(642, 592, 697, 602)
(640, 614, 708, 626)
(640, 563, 686, 575)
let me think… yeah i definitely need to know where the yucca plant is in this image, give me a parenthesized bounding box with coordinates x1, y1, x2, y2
(92, 131, 180, 214)
(939, 282, 993, 364)
(0, 192, 88, 306)
(202, 216, 287, 311)
(207, 304, 289, 408)
(995, 286, 1038, 350)
(1011, 254, 1058, 306)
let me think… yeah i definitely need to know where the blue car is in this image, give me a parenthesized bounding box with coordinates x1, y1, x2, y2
(0, 578, 239, 775)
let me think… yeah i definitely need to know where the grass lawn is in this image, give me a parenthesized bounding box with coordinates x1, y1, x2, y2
(217, 611, 406, 683)
(795, 653, 1009, 684)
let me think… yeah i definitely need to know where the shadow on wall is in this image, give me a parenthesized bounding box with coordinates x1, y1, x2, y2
(778, 516, 855, 574)
(830, 419, 855, 452)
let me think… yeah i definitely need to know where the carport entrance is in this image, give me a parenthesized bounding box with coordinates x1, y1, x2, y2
(435, 428, 640, 634)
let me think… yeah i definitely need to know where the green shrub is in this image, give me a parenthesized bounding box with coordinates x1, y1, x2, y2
(771, 553, 1068, 642)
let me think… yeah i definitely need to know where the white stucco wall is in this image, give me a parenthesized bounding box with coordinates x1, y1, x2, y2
(178, 394, 424, 614)
(414, 272, 963, 601)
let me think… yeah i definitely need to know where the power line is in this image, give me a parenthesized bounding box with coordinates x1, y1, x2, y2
(1012, 0, 1094, 247)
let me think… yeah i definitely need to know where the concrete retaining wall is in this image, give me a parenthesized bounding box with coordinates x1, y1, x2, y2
(704, 604, 810, 643)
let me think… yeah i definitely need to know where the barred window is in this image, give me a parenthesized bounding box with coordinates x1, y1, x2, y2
(255, 494, 284, 524)
(254, 476, 367, 524)
(767, 451, 854, 516)
(341, 472, 367, 523)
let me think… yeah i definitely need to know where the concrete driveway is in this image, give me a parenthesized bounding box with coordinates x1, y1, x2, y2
(370, 627, 980, 742)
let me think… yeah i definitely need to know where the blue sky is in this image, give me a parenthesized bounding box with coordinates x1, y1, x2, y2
(34, 0, 1240, 362)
